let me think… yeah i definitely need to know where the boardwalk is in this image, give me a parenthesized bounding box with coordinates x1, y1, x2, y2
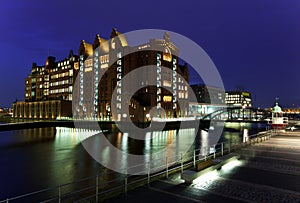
(108, 131, 300, 203)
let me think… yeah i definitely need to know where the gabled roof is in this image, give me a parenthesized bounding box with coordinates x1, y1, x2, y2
(110, 28, 128, 47)
(79, 40, 93, 56)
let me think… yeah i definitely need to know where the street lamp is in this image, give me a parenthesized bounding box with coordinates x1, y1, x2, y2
(146, 113, 150, 122)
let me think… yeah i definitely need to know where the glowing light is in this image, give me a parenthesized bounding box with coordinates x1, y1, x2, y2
(152, 117, 195, 122)
(221, 159, 242, 173)
(163, 96, 172, 102)
(84, 67, 93, 72)
(192, 169, 219, 185)
(100, 64, 108, 69)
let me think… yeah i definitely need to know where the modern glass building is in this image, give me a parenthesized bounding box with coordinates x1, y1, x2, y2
(225, 91, 252, 107)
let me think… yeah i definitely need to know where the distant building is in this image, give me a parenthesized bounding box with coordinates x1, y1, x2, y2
(190, 84, 225, 104)
(24, 51, 79, 102)
(0, 107, 13, 118)
(225, 91, 252, 107)
(188, 84, 225, 118)
(13, 51, 79, 119)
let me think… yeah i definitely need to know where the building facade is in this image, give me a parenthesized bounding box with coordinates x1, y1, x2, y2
(74, 28, 190, 122)
(13, 51, 79, 119)
(13, 100, 72, 119)
(190, 84, 225, 104)
(225, 91, 252, 107)
(13, 28, 190, 121)
(188, 84, 226, 118)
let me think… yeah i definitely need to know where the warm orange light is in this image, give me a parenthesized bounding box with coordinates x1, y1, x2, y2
(163, 96, 172, 102)
(74, 62, 79, 70)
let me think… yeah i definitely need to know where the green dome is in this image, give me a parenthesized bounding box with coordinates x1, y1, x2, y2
(273, 102, 282, 113)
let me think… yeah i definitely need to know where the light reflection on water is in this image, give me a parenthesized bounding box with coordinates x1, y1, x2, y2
(0, 122, 266, 199)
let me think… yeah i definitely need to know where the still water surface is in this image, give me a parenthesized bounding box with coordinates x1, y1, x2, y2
(0, 122, 266, 199)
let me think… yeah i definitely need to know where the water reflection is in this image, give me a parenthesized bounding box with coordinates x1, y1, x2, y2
(243, 129, 249, 143)
(80, 128, 196, 174)
(0, 122, 266, 198)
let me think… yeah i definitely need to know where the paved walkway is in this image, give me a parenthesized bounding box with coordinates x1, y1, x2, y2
(107, 131, 300, 203)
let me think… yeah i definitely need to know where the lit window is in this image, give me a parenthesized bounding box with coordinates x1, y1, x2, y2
(163, 80, 171, 87)
(163, 96, 172, 102)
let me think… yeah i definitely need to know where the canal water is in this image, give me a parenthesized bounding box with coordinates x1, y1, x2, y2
(0, 122, 266, 200)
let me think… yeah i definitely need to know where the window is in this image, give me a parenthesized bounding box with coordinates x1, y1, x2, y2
(163, 96, 172, 102)
(100, 54, 109, 64)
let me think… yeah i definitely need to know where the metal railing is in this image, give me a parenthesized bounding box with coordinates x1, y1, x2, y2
(1, 129, 276, 203)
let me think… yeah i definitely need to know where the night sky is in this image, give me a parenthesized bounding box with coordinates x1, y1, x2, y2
(0, 0, 299, 108)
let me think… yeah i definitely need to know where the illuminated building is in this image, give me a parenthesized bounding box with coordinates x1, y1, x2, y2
(13, 51, 79, 119)
(225, 91, 252, 107)
(190, 84, 225, 104)
(74, 28, 189, 121)
(13, 28, 190, 121)
(188, 84, 226, 118)
(13, 100, 72, 119)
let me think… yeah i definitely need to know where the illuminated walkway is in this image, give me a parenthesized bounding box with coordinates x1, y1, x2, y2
(108, 131, 300, 202)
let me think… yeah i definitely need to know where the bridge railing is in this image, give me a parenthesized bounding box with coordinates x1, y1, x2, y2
(0, 129, 276, 203)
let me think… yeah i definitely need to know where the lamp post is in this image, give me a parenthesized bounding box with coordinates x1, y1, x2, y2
(146, 113, 150, 122)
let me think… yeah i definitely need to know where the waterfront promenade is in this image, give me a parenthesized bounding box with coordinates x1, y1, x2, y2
(109, 131, 300, 202)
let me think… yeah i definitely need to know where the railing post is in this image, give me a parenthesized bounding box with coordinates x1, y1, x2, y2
(221, 142, 224, 156)
(125, 175, 128, 194)
(96, 174, 99, 202)
(148, 161, 151, 186)
(181, 153, 183, 173)
(213, 145, 216, 159)
(124, 167, 128, 195)
(166, 157, 169, 178)
(228, 141, 231, 153)
(58, 186, 61, 203)
(193, 150, 196, 167)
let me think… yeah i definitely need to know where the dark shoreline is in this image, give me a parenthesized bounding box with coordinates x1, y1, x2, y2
(0, 119, 268, 132)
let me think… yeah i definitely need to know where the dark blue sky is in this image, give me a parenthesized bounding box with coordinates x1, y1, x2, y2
(0, 0, 299, 108)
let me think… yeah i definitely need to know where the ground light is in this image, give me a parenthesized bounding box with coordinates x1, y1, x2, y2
(192, 169, 219, 185)
(220, 159, 243, 173)
(191, 158, 243, 188)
